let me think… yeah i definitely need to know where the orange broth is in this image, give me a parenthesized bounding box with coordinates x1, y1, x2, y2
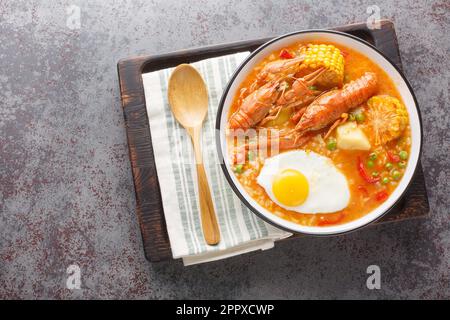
(227, 41, 411, 227)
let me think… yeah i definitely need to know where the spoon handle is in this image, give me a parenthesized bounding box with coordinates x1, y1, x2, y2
(195, 163, 221, 245)
(190, 127, 221, 245)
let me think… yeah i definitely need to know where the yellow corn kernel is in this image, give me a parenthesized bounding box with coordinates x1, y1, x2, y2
(366, 95, 409, 145)
(300, 44, 345, 87)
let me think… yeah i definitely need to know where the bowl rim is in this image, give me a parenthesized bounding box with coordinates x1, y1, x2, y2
(215, 29, 423, 236)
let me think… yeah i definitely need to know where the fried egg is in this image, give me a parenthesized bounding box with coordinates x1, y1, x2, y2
(257, 150, 350, 214)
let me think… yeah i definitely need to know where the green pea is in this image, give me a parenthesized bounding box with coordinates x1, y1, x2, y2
(382, 177, 390, 184)
(372, 171, 379, 177)
(309, 85, 318, 91)
(234, 164, 244, 174)
(355, 112, 365, 123)
(391, 170, 401, 180)
(399, 150, 408, 160)
(326, 138, 337, 151)
(398, 161, 407, 168)
(369, 152, 377, 160)
(349, 114, 356, 121)
(385, 162, 393, 170)
(367, 160, 375, 168)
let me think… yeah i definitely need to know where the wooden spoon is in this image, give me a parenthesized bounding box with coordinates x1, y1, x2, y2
(168, 64, 220, 245)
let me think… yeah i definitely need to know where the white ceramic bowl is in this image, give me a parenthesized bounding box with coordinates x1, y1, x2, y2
(216, 30, 422, 235)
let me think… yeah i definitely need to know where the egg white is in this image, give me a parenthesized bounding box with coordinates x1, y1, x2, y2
(257, 150, 350, 214)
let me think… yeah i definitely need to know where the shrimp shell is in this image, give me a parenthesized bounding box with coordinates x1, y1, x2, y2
(295, 72, 378, 132)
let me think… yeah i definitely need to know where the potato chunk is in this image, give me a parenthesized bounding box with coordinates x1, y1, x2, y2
(336, 122, 371, 151)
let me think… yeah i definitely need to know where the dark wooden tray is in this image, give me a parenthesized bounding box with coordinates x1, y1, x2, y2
(117, 20, 429, 262)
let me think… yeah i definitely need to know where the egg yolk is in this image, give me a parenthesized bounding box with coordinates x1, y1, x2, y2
(272, 169, 309, 207)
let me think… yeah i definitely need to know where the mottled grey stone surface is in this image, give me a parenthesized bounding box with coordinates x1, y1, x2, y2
(0, 0, 449, 299)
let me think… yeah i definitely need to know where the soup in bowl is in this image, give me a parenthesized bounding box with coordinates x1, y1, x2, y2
(216, 30, 422, 235)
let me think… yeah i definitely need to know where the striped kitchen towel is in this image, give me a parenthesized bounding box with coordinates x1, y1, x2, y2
(142, 52, 291, 266)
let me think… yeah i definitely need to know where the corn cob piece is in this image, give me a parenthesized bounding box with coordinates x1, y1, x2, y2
(366, 95, 409, 145)
(299, 44, 345, 87)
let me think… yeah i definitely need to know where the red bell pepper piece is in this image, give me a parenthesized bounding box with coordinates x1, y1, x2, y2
(387, 151, 400, 163)
(317, 213, 345, 226)
(357, 157, 380, 184)
(279, 49, 294, 59)
(375, 190, 389, 202)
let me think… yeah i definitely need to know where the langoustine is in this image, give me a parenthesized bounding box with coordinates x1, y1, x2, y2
(228, 68, 325, 130)
(228, 44, 346, 130)
(231, 72, 378, 163)
(293, 72, 378, 134)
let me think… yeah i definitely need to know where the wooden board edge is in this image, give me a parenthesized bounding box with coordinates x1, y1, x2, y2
(118, 60, 172, 262)
(117, 20, 397, 76)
